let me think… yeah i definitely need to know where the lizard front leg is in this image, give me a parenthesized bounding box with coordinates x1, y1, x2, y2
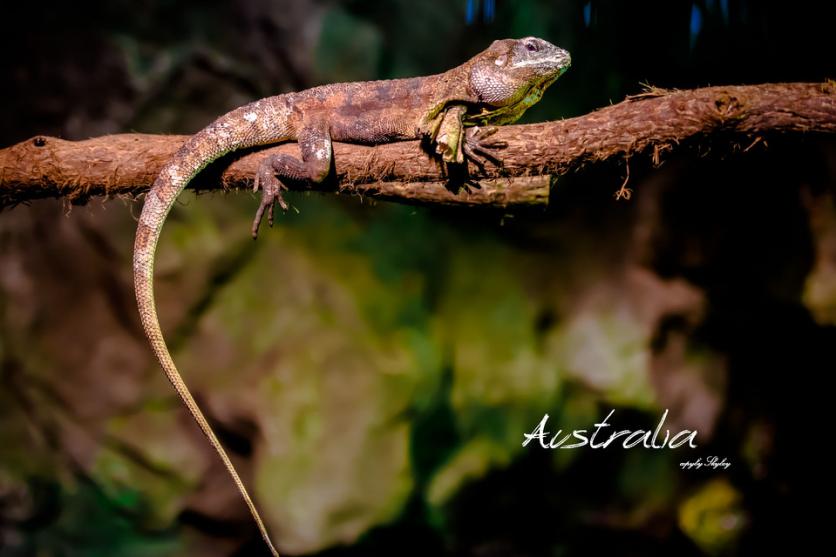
(434, 105, 467, 164)
(462, 126, 507, 171)
(433, 106, 507, 170)
(252, 123, 332, 238)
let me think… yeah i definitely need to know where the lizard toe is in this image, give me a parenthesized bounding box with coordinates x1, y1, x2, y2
(251, 164, 289, 239)
(464, 126, 505, 169)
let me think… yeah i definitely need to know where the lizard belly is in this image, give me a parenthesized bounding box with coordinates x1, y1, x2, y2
(328, 112, 419, 145)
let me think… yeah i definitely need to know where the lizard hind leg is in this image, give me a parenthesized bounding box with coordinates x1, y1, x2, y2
(251, 124, 333, 239)
(252, 161, 289, 238)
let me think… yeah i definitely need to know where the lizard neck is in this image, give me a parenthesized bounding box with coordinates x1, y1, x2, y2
(418, 65, 480, 131)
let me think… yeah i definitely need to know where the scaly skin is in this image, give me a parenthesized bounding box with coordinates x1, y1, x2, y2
(133, 37, 570, 556)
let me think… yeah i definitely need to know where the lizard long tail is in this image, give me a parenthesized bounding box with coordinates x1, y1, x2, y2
(134, 100, 288, 557)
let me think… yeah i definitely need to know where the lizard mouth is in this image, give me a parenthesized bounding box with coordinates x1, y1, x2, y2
(545, 52, 571, 77)
(510, 50, 571, 73)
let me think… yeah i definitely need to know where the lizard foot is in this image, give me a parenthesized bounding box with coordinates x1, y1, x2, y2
(463, 126, 508, 172)
(251, 160, 289, 239)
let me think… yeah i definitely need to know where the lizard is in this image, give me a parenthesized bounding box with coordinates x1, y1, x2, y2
(133, 37, 570, 557)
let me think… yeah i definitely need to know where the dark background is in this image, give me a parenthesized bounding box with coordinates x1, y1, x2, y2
(1, 1, 834, 556)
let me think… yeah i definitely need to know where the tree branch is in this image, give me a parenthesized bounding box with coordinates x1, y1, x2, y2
(1, 82, 833, 209)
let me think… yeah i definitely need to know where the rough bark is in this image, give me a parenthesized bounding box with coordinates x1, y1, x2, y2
(1, 82, 833, 209)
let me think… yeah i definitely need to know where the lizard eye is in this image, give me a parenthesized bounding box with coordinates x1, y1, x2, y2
(525, 41, 538, 52)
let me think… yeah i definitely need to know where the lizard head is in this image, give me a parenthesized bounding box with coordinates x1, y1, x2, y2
(466, 37, 570, 124)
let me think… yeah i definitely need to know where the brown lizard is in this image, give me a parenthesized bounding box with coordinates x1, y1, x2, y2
(133, 37, 570, 556)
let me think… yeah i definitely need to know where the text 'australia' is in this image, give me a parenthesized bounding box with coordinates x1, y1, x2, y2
(522, 409, 698, 450)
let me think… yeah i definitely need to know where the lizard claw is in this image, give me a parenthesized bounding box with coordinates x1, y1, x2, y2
(464, 126, 507, 171)
(252, 162, 288, 239)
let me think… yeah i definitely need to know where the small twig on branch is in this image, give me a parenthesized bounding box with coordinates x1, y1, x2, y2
(614, 159, 632, 201)
(0, 82, 833, 209)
